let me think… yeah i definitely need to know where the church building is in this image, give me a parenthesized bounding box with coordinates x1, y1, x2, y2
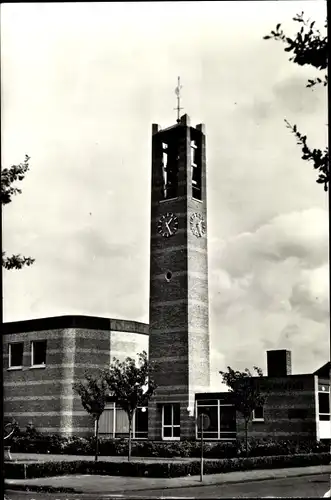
(3, 109, 330, 443)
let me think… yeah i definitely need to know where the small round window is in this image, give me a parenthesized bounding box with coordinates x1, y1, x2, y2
(165, 271, 172, 282)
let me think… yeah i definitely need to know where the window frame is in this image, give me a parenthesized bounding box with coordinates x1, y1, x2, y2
(162, 403, 180, 441)
(99, 404, 148, 440)
(252, 406, 265, 422)
(8, 342, 24, 370)
(196, 400, 237, 440)
(318, 385, 330, 421)
(31, 340, 47, 368)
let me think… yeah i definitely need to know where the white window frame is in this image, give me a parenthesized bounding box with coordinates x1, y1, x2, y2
(252, 406, 264, 422)
(162, 404, 180, 441)
(133, 406, 148, 440)
(99, 404, 148, 439)
(318, 385, 330, 421)
(195, 400, 236, 440)
(8, 342, 24, 370)
(31, 340, 47, 368)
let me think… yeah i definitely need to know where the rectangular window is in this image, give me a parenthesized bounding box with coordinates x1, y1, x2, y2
(134, 407, 148, 439)
(252, 406, 264, 421)
(319, 391, 330, 420)
(31, 340, 47, 367)
(99, 404, 148, 439)
(196, 401, 236, 440)
(162, 404, 180, 440)
(8, 343, 24, 369)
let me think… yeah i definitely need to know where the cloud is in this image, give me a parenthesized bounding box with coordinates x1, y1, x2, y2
(217, 208, 328, 277)
(289, 265, 329, 322)
(210, 207, 329, 376)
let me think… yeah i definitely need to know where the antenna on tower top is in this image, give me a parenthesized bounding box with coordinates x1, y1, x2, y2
(174, 76, 183, 123)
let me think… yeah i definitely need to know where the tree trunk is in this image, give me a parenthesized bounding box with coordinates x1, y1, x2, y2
(244, 419, 248, 457)
(95, 417, 99, 462)
(128, 415, 132, 462)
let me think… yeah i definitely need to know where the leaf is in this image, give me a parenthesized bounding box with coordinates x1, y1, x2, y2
(276, 23, 281, 31)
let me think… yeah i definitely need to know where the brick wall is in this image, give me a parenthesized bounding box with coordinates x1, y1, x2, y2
(236, 374, 317, 442)
(3, 317, 149, 436)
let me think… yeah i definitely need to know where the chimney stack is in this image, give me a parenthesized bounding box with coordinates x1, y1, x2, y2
(267, 350, 292, 377)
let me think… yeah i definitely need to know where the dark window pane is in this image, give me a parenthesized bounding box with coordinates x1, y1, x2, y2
(163, 426, 172, 437)
(163, 405, 172, 425)
(254, 406, 264, 419)
(197, 406, 218, 432)
(32, 341, 47, 365)
(219, 406, 236, 431)
(319, 393, 330, 414)
(10, 343, 23, 367)
(319, 414, 330, 421)
(173, 426, 180, 438)
(173, 404, 180, 425)
(135, 408, 148, 434)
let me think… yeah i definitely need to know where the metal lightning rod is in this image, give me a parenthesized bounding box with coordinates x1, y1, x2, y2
(174, 76, 183, 123)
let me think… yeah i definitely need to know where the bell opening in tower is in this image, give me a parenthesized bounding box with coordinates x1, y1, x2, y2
(191, 138, 202, 200)
(162, 141, 179, 200)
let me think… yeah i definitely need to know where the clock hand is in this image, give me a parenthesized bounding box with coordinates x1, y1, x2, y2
(165, 222, 172, 235)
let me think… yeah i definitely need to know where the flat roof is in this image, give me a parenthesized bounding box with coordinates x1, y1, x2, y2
(2, 315, 149, 336)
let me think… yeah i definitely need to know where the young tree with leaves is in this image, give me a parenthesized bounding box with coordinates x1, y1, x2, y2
(219, 366, 267, 457)
(264, 12, 328, 191)
(1, 155, 35, 269)
(73, 371, 109, 461)
(103, 351, 156, 462)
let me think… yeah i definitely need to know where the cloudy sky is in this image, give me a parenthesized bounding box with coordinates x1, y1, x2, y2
(2, 1, 328, 389)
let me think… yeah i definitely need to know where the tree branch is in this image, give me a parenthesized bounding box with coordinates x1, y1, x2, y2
(285, 119, 329, 191)
(2, 252, 35, 270)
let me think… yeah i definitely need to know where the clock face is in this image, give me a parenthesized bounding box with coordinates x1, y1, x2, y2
(157, 212, 179, 238)
(190, 212, 206, 238)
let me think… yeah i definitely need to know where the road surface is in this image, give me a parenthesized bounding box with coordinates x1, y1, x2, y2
(5, 473, 330, 499)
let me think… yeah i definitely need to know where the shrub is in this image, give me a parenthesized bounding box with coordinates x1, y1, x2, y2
(62, 436, 93, 455)
(5, 452, 330, 480)
(9, 431, 330, 460)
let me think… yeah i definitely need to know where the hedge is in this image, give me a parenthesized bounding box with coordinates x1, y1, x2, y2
(10, 431, 330, 459)
(5, 452, 331, 480)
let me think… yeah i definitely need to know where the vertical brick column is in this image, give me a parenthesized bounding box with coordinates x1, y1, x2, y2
(148, 115, 210, 441)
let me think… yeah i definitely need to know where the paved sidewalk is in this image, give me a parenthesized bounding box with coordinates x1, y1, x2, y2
(5, 464, 331, 494)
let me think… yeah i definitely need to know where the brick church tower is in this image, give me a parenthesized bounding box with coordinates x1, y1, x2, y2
(148, 113, 210, 440)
